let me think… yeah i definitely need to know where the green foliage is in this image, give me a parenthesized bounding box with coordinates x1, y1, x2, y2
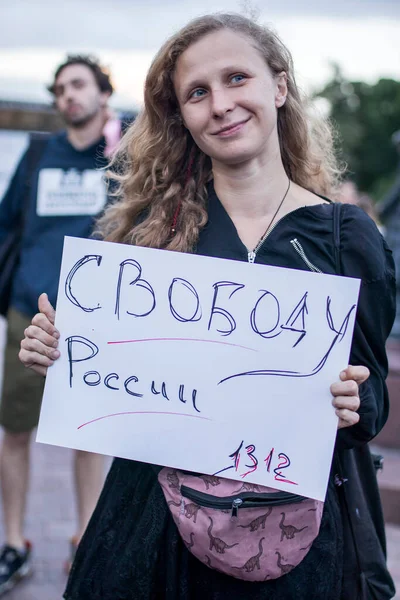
(315, 65, 400, 200)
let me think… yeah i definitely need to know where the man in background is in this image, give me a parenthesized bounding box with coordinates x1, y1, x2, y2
(0, 54, 119, 595)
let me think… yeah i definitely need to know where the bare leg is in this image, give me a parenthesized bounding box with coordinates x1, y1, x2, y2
(0, 430, 31, 550)
(73, 450, 104, 541)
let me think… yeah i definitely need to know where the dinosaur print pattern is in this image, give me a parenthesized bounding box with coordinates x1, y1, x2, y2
(184, 503, 200, 523)
(279, 512, 308, 541)
(200, 475, 221, 490)
(233, 482, 261, 494)
(157, 467, 323, 582)
(183, 532, 195, 550)
(300, 540, 314, 552)
(204, 554, 212, 568)
(238, 508, 272, 532)
(234, 538, 265, 573)
(167, 500, 200, 523)
(208, 517, 239, 554)
(166, 470, 180, 491)
(276, 551, 295, 575)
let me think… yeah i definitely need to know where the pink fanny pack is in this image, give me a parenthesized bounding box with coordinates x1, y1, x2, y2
(158, 468, 323, 581)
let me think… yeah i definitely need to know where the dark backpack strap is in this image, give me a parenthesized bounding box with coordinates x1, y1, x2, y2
(25, 132, 50, 189)
(19, 132, 50, 226)
(332, 201, 342, 275)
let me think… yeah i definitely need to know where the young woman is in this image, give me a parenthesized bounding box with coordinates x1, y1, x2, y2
(19, 13, 395, 600)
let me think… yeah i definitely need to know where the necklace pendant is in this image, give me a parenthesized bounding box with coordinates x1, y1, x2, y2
(248, 251, 256, 264)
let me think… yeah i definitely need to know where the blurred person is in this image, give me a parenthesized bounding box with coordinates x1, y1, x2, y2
(377, 130, 400, 340)
(19, 14, 395, 600)
(338, 181, 380, 227)
(0, 54, 118, 595)
(337, 179, 359, 205)
(357, 193, 379, 223)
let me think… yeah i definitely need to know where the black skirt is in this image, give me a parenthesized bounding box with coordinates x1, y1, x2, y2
(64, 457, 343, 600)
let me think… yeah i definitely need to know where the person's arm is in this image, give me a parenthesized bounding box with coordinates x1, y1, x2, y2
(335, 205, 396, 449)
(0, 150, 29, 243)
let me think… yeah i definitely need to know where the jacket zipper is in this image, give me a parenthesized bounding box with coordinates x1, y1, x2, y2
(290, 238, 323, 273)
(181, 485, 304, 517)
(246, 204, 329, 264)
(247, 219, 281, 263)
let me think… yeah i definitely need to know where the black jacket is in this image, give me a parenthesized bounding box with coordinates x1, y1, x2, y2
(196, 183, 396, 599)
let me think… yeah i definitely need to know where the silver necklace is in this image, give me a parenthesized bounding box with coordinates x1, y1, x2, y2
(247, 179, 291, 263)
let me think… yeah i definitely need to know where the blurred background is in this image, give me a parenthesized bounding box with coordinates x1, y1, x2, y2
(0, 1, 399, 598)
(1, 0, 400, 198)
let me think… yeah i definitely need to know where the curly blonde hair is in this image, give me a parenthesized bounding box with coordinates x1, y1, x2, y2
(97, 13, 341, 251)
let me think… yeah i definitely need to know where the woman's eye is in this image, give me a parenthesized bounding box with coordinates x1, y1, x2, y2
(190, 88, 206, 99)
(231, 74, 245, 84)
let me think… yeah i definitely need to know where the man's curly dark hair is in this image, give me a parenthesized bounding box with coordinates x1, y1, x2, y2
(47, 54, 114, 95)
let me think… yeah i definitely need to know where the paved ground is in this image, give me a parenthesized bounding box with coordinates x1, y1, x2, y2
(0, 436, 112, 599)
(0, 440, 75, 599)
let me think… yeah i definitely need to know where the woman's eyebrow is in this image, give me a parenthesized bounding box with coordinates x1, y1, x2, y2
(179, 77, 207, 98)
(181, 65, 250, 91)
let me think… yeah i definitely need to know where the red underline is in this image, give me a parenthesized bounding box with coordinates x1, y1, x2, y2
(78, 410, 212, 429)
(107, 337, 257, 352)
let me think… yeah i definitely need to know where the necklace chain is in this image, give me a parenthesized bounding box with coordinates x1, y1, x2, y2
(250, 178, 291, 257)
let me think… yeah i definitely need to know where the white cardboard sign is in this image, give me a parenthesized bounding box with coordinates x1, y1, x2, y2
(37, 236, 361, 501)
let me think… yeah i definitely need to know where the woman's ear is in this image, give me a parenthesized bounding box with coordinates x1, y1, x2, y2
(275, 71, 288, 108)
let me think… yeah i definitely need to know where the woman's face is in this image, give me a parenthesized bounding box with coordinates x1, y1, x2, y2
(173, 29, 287, 167)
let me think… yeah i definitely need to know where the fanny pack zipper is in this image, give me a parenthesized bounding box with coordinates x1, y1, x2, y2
(181, 485, 304, 517)
(290, 238, 323, 273)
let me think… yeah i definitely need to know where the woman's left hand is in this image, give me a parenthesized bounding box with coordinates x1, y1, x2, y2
(330, 365, 370, 429)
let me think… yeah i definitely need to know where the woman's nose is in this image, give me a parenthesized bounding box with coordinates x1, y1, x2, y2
(210, 89, 234, 118)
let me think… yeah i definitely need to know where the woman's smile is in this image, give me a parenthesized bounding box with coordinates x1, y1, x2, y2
(211, 117, 251, 137)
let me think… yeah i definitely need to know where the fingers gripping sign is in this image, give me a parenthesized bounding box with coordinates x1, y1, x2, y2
(330, 365, 370, 429)
(38, 292, 57, 326)
(19, 293, 60, 376)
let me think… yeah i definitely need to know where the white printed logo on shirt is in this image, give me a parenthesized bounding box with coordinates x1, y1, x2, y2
(37, 168, 107, 216)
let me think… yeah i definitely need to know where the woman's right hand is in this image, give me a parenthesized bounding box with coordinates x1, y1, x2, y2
(19, 293, 60, 377)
